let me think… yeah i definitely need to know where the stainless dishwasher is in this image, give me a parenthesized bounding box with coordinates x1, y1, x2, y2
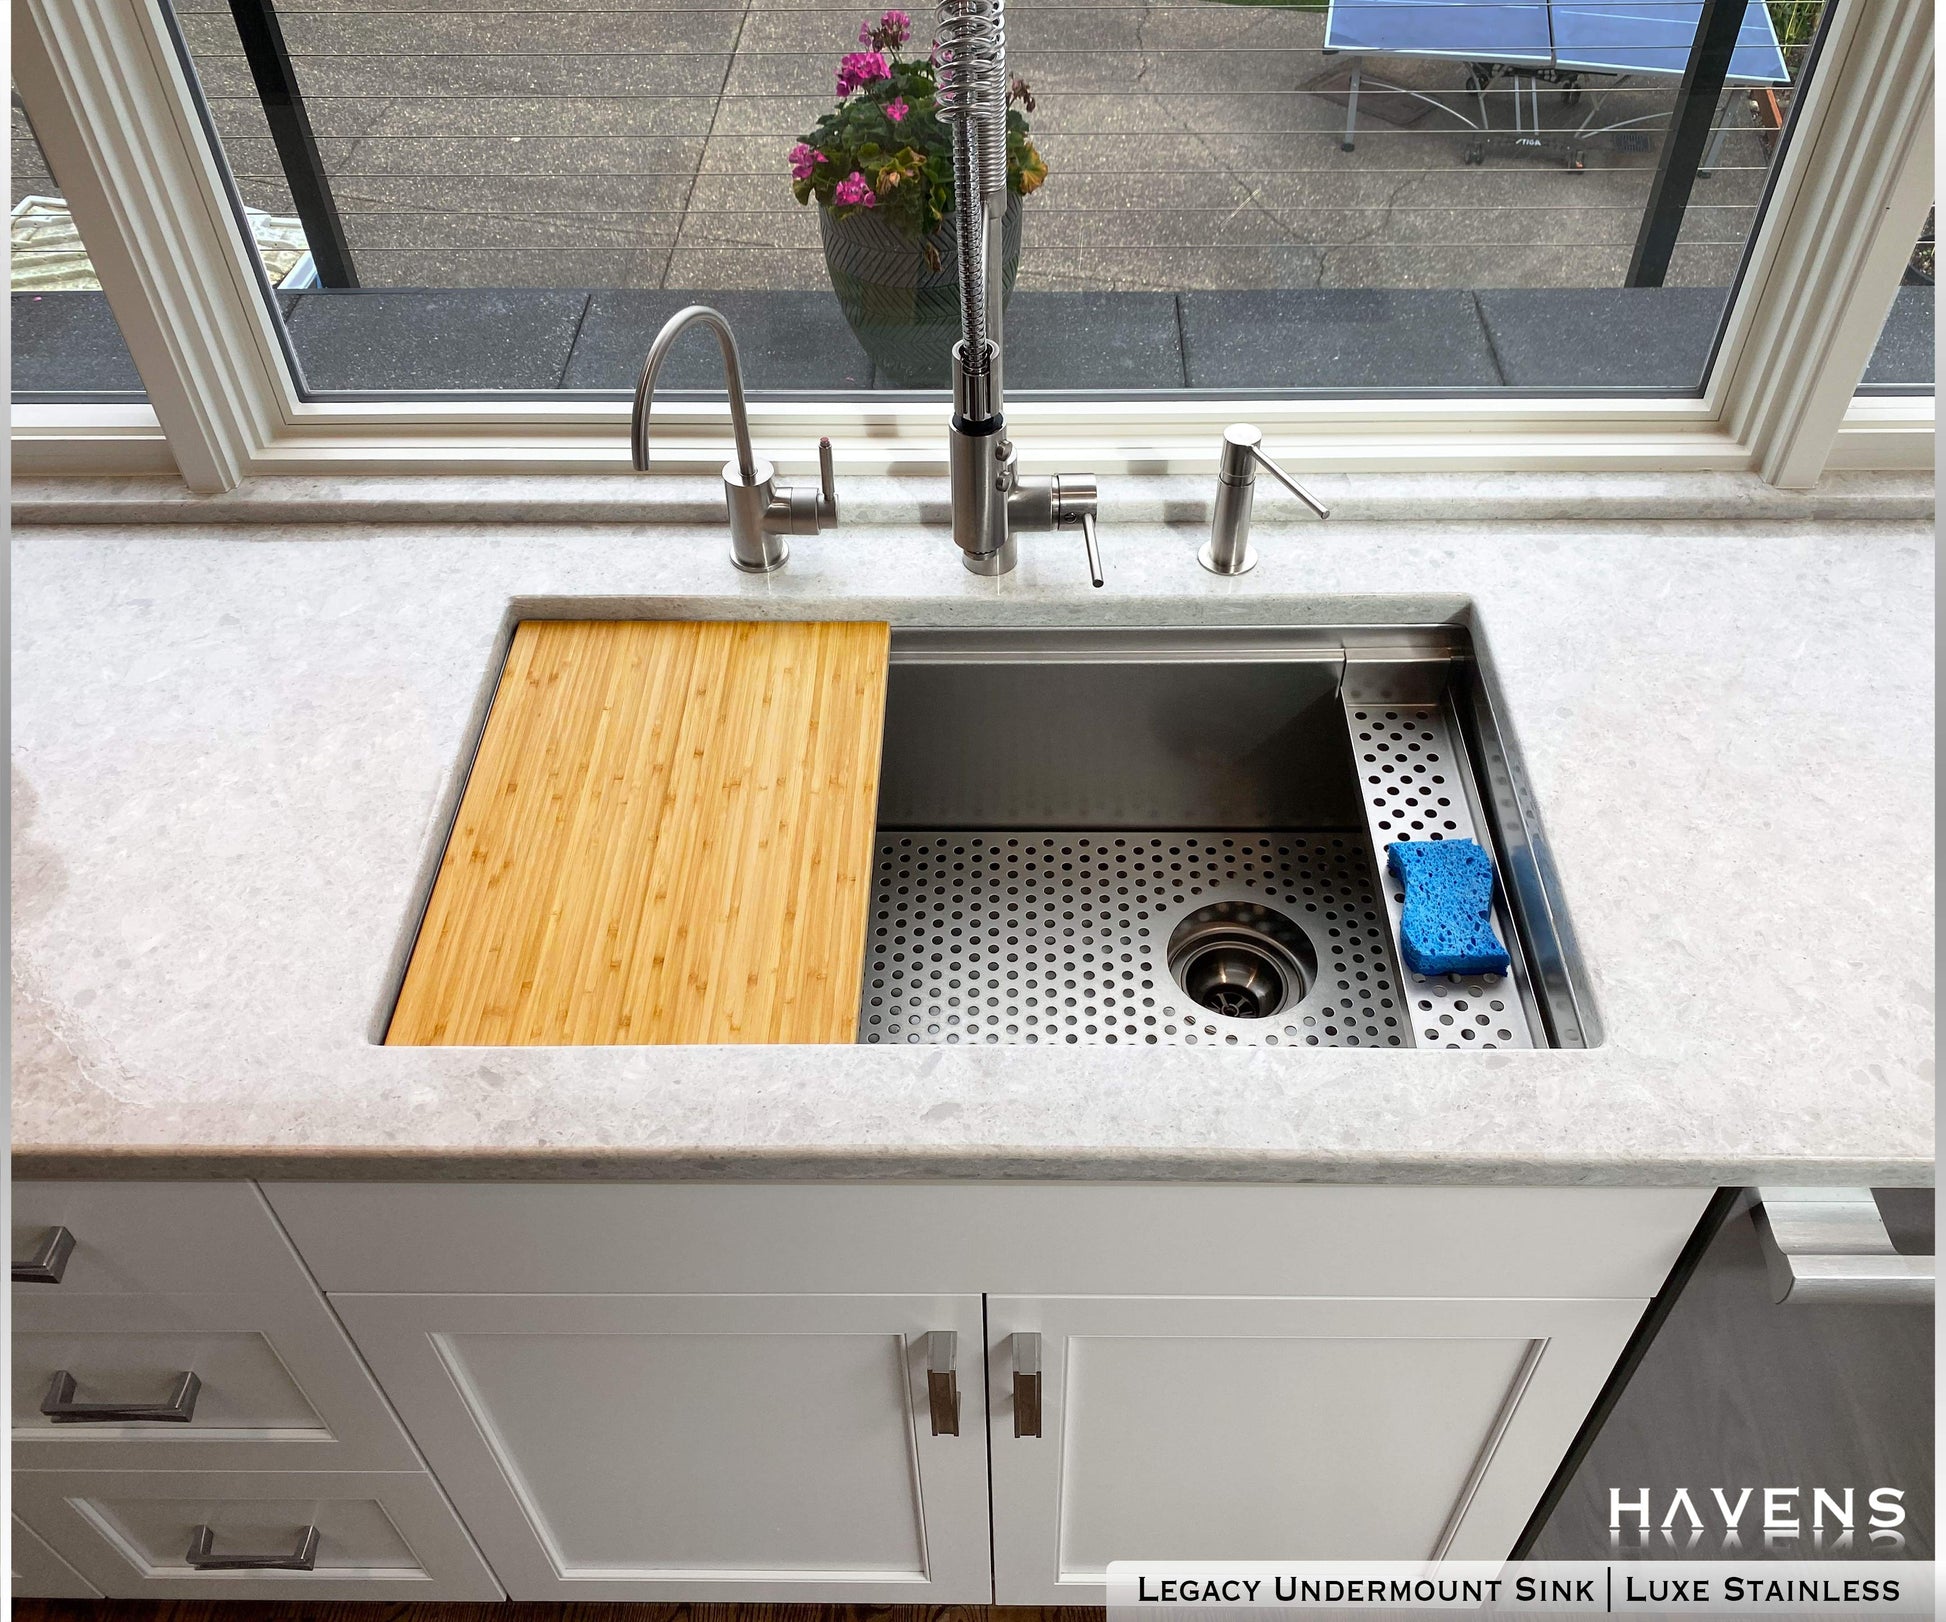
(1522, 1188, 1934, 1560)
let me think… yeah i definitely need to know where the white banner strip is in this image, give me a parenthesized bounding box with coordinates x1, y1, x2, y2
(1106, 1561, 1934, 1615)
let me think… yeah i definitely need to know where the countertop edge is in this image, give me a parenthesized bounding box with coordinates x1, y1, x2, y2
(12, 1145, 1934, 1187)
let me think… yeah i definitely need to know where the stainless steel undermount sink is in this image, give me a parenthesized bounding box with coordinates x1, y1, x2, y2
(858, 626, 1592, 1051)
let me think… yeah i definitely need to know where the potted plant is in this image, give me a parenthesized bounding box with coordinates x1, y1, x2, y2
(790, 9, 1047, 385)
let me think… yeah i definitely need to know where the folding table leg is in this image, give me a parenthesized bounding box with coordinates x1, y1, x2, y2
(1343, 61, 1360, 152)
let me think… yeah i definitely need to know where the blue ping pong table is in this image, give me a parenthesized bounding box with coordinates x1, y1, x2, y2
(1326, 0, 1790, 169)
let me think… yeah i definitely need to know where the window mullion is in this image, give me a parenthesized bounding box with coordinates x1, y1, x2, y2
(1714, 0, 1935, 486)
(16, 0, 295, 491)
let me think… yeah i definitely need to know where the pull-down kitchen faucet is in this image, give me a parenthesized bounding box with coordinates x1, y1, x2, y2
(936, 0, 1102, 585)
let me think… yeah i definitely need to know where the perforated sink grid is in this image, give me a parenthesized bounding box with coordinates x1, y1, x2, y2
(858, 833, 1408, 1048)
(1346, 700, 1537, 1050)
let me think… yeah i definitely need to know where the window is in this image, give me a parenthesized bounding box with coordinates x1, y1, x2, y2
(158, 0, 1847, 398)
(11, 0, 1932, 485)
(11, 84, 145, 398)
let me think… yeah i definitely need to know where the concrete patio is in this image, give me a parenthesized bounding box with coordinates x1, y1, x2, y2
(162, 0, 1779, 292)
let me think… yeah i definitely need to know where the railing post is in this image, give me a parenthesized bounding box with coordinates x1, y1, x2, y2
(226, 0, 357, 287)
(1626, 0, 1752, 287)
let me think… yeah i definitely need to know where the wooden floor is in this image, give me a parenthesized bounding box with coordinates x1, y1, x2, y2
(14, 1608, 1101, 1622)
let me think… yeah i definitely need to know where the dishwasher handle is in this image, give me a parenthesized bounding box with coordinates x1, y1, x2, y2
(1753, 1188, 1934, 1306)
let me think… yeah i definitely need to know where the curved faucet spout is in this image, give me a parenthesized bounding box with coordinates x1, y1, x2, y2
(631, 304, 758, 483)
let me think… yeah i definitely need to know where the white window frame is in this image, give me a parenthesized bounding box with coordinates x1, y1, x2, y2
(12, 0, 1934, 492)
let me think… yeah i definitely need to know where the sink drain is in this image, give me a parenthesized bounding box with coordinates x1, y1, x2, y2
(1176, 937, 1289, 1019)
(1167, 903, 1316, 1021)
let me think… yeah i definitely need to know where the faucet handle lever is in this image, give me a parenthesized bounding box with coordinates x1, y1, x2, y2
(1048, 474, 1103, 589)
(1078, 510, 1103, 589)
(1247, 444, 1330, 521)
(817, 436, 838, 523)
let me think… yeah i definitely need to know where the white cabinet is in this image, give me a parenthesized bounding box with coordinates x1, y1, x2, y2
(12, 1182, 418, 1471)
(25, 1178, 1708, 1604)
(10, 1181, 501, 1601)
(331, 1292, 993, 1600)
(984, 1294, 1644, 1602)
(11, 1470, 502, 1599)
(13, 1290, 421, 1471)
(13, 1515, 102, 1598)
(13, 1182, 318, 1296)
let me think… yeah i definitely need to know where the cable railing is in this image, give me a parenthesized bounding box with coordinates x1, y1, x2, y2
(150, 0, 1821, 300)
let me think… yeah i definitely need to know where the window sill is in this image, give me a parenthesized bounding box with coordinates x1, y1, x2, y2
(10, 465, 1932, 529)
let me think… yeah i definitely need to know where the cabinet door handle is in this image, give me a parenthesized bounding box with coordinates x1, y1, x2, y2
(925, 1329, 959, 1436)
(13, 1226, 75, 1284)
(1012, 1331, 1043, 1438)
(185, 1524, 320, 1572)
(42, 1369, 201, 1423)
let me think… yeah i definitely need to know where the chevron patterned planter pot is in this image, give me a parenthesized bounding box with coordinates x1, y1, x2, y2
(819, 191, 1022, 387)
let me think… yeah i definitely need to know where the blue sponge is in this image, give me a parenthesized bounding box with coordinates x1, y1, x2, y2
(1386, 839, 1511, 978)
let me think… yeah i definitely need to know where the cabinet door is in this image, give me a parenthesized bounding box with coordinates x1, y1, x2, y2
(987, 1294, 1644, 1603)
(334, 1293, 991, 1601)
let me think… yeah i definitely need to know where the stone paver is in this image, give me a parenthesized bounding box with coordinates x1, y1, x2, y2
(281, 286, 593, 388)
(1474, 284, 1728, 389)
(1180, 287, 1500, 387)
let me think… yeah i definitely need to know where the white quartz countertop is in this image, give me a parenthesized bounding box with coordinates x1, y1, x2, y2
(9, 501, 1935, 1183)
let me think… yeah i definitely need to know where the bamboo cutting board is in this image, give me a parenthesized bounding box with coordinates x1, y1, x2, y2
(387, 619, 890, 1045)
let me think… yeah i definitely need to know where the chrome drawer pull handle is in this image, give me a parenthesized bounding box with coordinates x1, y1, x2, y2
(185, 1524, 320, 1572)
(925, 1329, 960, 1436)
(1012, 1331, 1043, 1439)
(1754, 1188, 1936, 1307)
(13, 1226, 75, 1284)
(42, 1369, 201, 1423)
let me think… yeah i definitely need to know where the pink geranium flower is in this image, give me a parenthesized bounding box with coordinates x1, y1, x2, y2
(885, 96, 909, 124)
(860, 9, 912, 49)
(787, 142, 825, 180)
(833, 170, 877, 207)
(836, 49, 890, 97)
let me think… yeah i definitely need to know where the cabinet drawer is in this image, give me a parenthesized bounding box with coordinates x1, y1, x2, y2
(12, 1183, 313, 1298)
(267, 1182, 1714, 1299)
(13, 1515, 102, 1598)
(14, 1291, 419, 1471)
(11, 1470, 503, 1600)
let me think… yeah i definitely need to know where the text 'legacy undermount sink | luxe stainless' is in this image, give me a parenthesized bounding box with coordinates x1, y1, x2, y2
(858, 626, 1592, 1052)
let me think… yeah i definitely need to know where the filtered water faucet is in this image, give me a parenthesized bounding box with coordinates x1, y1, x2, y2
(632, 304, 836, 573)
